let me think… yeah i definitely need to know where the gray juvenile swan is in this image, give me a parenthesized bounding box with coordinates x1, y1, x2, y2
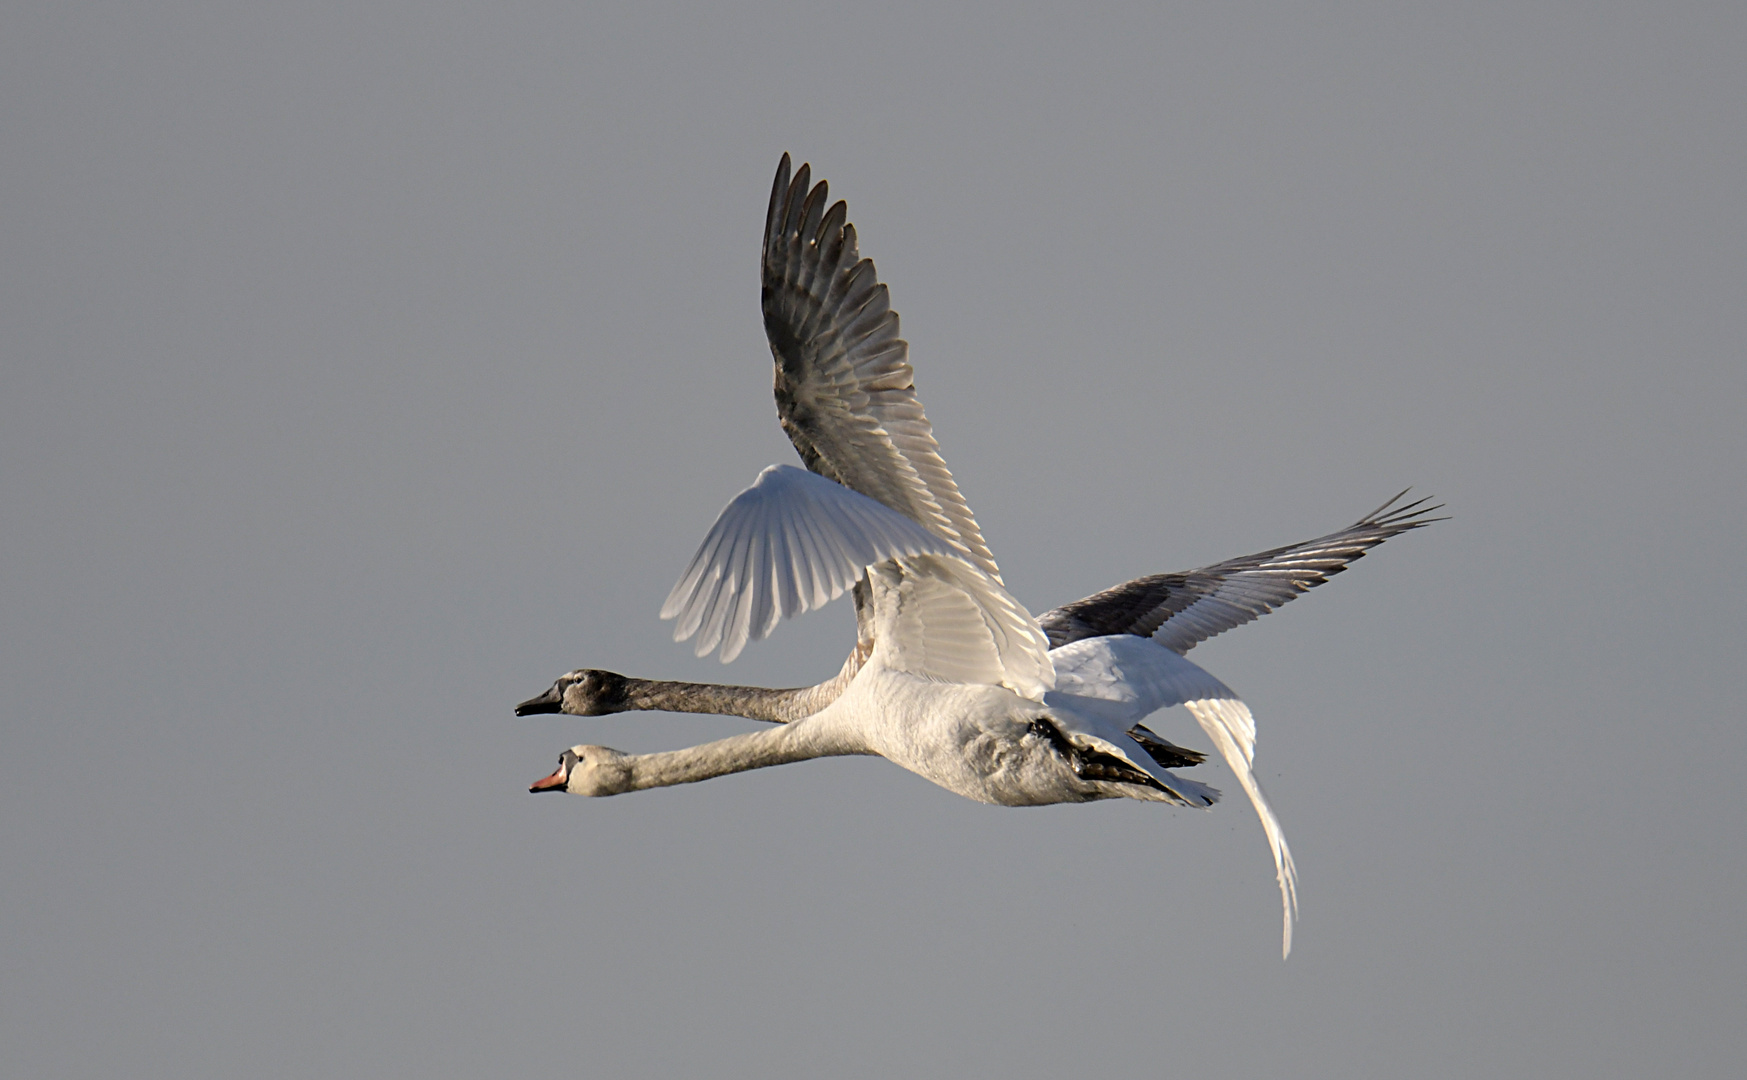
(520, 156, 1441, 957)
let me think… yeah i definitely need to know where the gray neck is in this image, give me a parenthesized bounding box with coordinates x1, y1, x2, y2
(619, 679, 822, 723)
(617, 643, 869, 724)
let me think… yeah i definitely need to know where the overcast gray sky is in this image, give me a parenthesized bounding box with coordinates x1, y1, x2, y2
(4, 3, 1744, 1077)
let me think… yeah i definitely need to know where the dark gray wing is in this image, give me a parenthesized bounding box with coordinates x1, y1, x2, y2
(1039, 493, 1445, 654)
(761, 154, 1002, 583)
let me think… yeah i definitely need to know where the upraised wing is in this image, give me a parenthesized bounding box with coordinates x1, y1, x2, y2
(1048, 634, 1299, 957)
(762, 154, 1002, 583)
(1040, 492, 1445, 654)
(662, 465, 956, 662)
(662, 467, 1049, 702)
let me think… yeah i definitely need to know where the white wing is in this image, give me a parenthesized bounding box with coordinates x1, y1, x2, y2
(662, 465, 955, 662)
(664, 465, 1052, 696)
(1048, 633, 1233, 722)
(1047, 634, 1300, 957)
(867, 554, 1054, 701)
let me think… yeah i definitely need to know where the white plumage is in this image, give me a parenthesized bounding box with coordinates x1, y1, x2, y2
(523, 154, 1441, 959)
(660, 464, 956, 661)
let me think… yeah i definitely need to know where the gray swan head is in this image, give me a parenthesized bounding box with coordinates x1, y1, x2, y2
(514, 669, 630, 717)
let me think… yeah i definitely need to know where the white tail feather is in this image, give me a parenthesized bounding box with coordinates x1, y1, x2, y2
(1186, 697, 1299, 958)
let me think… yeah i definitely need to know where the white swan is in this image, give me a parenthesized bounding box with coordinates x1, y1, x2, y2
(523, 156, 1441, 957)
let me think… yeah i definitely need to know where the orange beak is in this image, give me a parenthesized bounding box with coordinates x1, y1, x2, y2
(528, 765, 569, 794)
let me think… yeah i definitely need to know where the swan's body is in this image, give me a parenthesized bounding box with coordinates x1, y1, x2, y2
(538, 678, 1160, 801)
(522, 155, 1441, 956)
(536, 665, 1208, 807)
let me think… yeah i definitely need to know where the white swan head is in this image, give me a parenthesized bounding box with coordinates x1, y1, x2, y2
(528, 745, 633, 797)
(515, 669, 630, 717)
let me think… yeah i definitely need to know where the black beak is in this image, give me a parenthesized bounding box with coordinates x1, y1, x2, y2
(515, 688, 564, 716)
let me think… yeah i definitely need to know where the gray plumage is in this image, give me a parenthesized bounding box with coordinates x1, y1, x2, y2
(1038, 492, 1446, 654)
(762, 153, 1002, 583)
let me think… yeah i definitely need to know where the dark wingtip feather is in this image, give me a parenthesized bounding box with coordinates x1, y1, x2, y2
(1357, 487, 1413, 522)
(818, 199, 849, 246)
(765, 154, 792, 257)
(783, 162, 811, 241)
(1355, 489, 1449, 531)
(798, 178, 829, 249)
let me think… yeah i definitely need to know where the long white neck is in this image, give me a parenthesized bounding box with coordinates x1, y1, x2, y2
(622, 717, 872, 791)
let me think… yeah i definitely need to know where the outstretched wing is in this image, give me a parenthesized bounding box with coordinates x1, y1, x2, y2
(1048, 634, 1299, 957)
(662, 465, 957, 662)
(761, 154, 1002, 583)
(1039, 492, 1445, 654)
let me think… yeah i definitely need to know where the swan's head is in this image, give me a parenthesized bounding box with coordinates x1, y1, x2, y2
(514, 669, 630, 717)
(528, 745, 634, 797)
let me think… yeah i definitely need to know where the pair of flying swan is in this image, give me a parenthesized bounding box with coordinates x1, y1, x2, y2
(518, 155, 1442, 957)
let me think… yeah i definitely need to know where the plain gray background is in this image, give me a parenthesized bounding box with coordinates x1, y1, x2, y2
(4, 2, 1743, 1076)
